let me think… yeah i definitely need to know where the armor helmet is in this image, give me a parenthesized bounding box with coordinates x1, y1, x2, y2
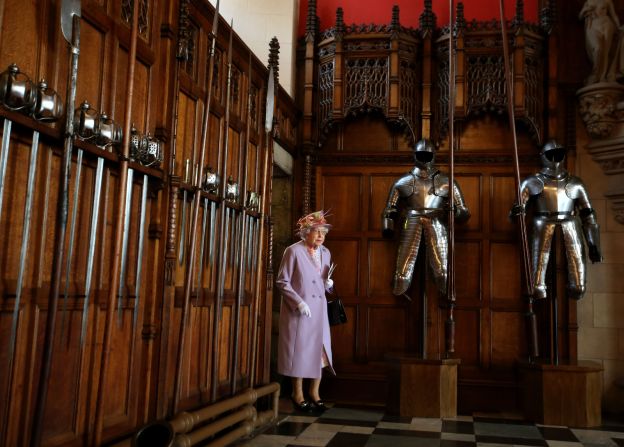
(413, 139, 435, 168)
(540, 140, 566, 177)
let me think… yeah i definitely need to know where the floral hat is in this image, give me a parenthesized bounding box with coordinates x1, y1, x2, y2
(296, 210, 332, 235)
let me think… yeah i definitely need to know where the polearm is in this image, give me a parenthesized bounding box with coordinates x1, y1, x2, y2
(445, 0, 457, 357)
(231, 52, 253, 395)
(30, 0, 81, 444)
(249, 63, 275, 387)
(210, 18, 234, 404)
(498, 0, 538, 359)
(91, 0, 139, 443)
(171, 0, 220, 415)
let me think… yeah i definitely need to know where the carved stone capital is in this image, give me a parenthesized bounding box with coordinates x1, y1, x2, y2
(577, 82, 624, 139)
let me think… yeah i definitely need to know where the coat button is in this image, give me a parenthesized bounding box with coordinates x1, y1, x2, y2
(312, 280, 316, 284)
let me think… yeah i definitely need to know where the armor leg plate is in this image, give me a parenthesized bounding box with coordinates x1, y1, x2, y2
(531, 218, 555, 299)
(393, 216, 423, 295)
(423, 217, 448, 297)
(561, 219, 586, 300)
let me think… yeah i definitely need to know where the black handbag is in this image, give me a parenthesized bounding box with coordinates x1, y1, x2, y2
(327, 292, 347, 326)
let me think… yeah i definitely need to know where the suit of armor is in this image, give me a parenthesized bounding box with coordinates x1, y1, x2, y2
(382, 140, 470, 297)
(516, 141, 602, 300)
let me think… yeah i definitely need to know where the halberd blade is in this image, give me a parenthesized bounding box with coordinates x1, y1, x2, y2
(61, 0, 81, 44)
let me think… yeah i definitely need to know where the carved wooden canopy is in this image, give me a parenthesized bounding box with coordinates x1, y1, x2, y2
(300, 0, 556, 153)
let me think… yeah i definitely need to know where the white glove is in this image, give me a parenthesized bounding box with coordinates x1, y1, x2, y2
(297, 301, 311, 317)
(325, 278, 334, 289)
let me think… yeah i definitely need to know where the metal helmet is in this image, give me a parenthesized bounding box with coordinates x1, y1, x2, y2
(413, 138, 435, 167)
(540, 140, 566, 176)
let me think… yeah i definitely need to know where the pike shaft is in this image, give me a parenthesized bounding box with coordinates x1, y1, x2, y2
(445, 0, 457, 357)
(498, 0, 537, 359)
(31, 11, 80, 446)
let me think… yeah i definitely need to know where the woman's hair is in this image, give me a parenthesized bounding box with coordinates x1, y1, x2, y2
(298, 226, 329, 240)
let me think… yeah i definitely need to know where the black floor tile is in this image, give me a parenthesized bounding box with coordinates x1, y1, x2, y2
(380, 414, 413, 423)
(475, 434, 548, 446)
(538, 426, 579, 442)
(613, 438, 624, 447)
(442, 420, 475, 434)
(317, 418, 377, 427)
(440, 441, 477, 447)
(265, 421, 311, 436)
(326, 432, 369, 447)
(373, 427, 440, 438)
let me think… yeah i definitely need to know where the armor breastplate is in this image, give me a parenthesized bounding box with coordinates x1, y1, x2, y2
(533, 174, 575, 218)
(404, 172, 445, 214)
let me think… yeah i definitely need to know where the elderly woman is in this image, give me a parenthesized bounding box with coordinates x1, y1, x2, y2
(276, 210, 335, 412)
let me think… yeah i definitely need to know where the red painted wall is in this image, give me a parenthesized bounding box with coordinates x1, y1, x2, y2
(298, 0, 539, 36)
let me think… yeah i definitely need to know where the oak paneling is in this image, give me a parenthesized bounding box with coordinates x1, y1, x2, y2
(319, 174, 362, 231)
(490, 242, 522, 304)
(369, 174, 399, 232)
(453, 308, 481, 367)
(367, 306, 408, 361)
(368, 240, 396, 296)
(327, 239, 359, 296)
(330, 305, 357, 368)
(455, 240, 481, 303)
(491, 174, 517, 234)
(491, 310, 526, 366)
(456, 174, 481, 232)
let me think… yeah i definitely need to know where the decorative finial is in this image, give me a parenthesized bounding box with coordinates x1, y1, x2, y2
(269, 37, 280, 87)
(306, 0, 318, 42)
(419, 0, 437, 37)
(454, 2, 466, 35)
(336, 7, 345, 38)
(516, 0, 525, 23)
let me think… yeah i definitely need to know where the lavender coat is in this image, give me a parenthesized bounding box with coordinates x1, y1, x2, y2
(276, 240, 334, 379)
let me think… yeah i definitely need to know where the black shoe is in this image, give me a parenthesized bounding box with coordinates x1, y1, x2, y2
(311, 400, 327, 412)
(291, 396, 312, 413)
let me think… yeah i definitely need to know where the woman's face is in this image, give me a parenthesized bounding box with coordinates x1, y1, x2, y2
(304, 227, 327, 248)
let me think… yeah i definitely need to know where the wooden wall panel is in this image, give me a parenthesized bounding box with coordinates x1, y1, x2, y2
(455, 241, 481, 303)
(453, 308, 481, 367)
(320, 174, 362, 231)
(367, 240, 395, 296)
(328, 239, 359, 296)
(457, 174, 482, 232)
(490, 242, 522, 303)
(0, 0, 296, 443)
(342, 117, 393, 152)
(490, 174, 517, 234)
(369, 174, 398, 232)
(329, 305, 356, 368)
(76, 21, 107, 112)
(491, 311, 526, 366)
(367, 306, 408, 361)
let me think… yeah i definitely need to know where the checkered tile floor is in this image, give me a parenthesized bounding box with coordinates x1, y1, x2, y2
(233, 400, 624, 447)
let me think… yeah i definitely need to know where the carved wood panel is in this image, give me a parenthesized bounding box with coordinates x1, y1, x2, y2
(0, 0, 294, 444)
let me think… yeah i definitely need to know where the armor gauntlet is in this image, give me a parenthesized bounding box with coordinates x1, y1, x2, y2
(580, 208, 602, 263)
(382, 206, 398, 238)
(451, 181, 470, 222)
